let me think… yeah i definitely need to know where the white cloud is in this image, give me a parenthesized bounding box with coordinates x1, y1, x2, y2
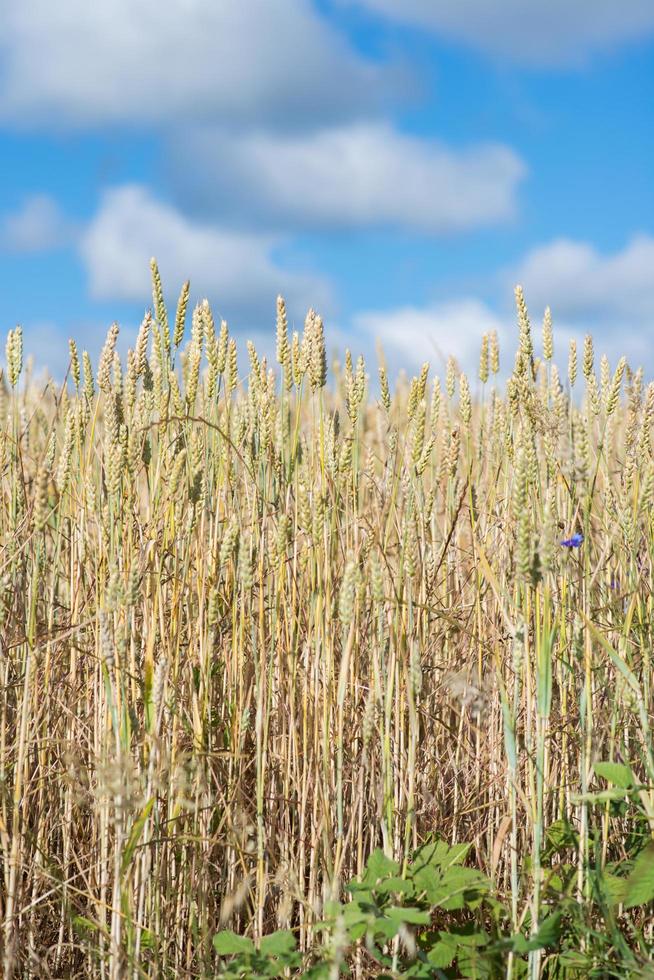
(511, 236, 654, 351)
(346, 237, 650, 377)
(174, 123, 526, 233)
(0, 194, 75, 252)
(78, 184, 331, 325)
(0, 0, 389, 129)
(351, 232, 654, 379)
(353, 298, 508, 376)
(340, 0, 654, 66)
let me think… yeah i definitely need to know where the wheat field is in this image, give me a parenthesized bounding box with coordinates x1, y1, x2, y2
(0, 263, 653, 978)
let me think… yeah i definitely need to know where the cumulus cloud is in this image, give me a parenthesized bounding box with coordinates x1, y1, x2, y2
(511, 236, 654, 362)
(78, 184, 331, 326)
(352, 298, 508, 376)
(0, 0, 391, 129)
(340, 0, 654, 66)
(0, 194, 75, 252)
(174, 123, 526, 233)
(351, 233, 654, 379)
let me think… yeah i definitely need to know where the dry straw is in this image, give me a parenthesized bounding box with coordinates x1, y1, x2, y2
(0, 268, 652, 978)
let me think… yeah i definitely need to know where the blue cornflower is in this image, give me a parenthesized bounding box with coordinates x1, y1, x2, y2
(560, 533, 584, 548)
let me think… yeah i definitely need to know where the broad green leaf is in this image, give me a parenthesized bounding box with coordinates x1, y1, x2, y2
(442, 842, 471, 868)
(456, 945, 495, 978)
(403, 962, 442, 978)
(412, 864, 442, 903)
(347, 921, 368, 941)
(624, 842, 654, 909)
(363, 849, 399, 884)
(342, 902, 370, 928)
(602, 872, 628, 905)
(449, 924, 489, 947)
(415, 864, 489, 912)
(544, 863, 576, 896)
(322, 900, 343, 918)
(435, 867, 489, 911)
(259, 930, 296, 956)
(385, 906, 431, 926)
(413, 839, 469, 871)
(442, 866, 488, 891)
(213, 930, 255, 955)
(346, 882, 374, 900)
(427, 938, 457, 968)
(374, 916, 402, 940)
(594, 761, 634, 789)
(375, 876, 415, 897)
(532, 910, 562, 947)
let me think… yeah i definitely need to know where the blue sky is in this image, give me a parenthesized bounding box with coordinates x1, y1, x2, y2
(0, 0, 652, 377)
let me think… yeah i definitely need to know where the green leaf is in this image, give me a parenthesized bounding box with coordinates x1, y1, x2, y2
(543, 862, 576, 897)
(342, 901, 370, 926)
(427, 938, 457, 968)
(624, 842, 654, 909)
(347, 921, 368, 941)
(322, 900, 343, 918)
(375, 876, 415, 897)
(121, 798, 154, 875)
(433, 867, 490, 910)
(386, 906, 431, 927)
(213, 930, 255, 955)
(300, 965, 332, 980)
(412, 864, 442, 903)
(346, 882, 374, 900)
(403, 962, 441, 979)
(601, 872, 628, 905)
(594, 762, 634, 789)
(536, 625, 556, 718)
(545, 819, 578, 855)
(363, 849, 400, 884)
(442, 842, 471, 867)
(532, 909, 562, 947)
(259, 930, 296, 956)
(374, 916, 402, 940)
(413, 853, 489, 911)
(508, 933, 530, 955)
(456, 945, 495, 978)
(572, 789, 630, 804)
(340, 900, 371, 940)
(449, 924, 489, 947)
(414, 839, 469, 871)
